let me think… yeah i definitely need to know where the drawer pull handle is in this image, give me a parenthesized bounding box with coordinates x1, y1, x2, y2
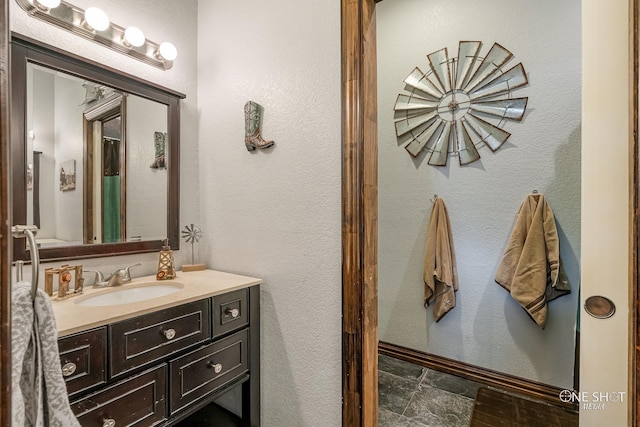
(226, 308, 240, 318)
(207, 362, 223, 373)
(61, 362, 77, 377)
(163, 328, 176, 340)
(103, 418, 116, 427)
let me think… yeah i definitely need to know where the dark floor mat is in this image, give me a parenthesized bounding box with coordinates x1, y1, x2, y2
(469, 387, 578, 427)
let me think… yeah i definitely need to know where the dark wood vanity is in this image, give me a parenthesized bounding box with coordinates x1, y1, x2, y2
(56, 285, 260, 427)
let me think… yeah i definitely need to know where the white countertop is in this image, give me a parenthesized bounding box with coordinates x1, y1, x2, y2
(52, 269, 262, 337)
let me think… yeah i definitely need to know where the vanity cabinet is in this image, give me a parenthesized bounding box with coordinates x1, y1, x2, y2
(109, 299, 211, 379)
(169, 329, 248, 415)
(58, 327, 107, 398)
(71, 365, 167, 427)
(58, 285, 260, 427)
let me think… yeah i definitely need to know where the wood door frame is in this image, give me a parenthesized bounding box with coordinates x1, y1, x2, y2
(341, 0, 378, 425)
(632, 0, 639, 424)
(0, 0, 10, 425)
(342, 1, 640, 426)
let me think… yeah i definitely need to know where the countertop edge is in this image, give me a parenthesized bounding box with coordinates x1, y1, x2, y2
(53, 269, 262, 337)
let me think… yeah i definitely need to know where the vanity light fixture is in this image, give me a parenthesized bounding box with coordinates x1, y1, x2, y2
(15, 0, 177, 70)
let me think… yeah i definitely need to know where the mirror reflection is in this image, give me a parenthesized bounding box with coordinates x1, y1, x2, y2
(25, 63, 168, 248)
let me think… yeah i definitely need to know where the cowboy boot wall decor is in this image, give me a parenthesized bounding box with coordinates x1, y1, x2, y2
(244, 100, 274, 151)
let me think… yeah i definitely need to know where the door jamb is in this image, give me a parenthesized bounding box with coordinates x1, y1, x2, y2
(341, 0, 378, 425)
(0, 0, 11, 425)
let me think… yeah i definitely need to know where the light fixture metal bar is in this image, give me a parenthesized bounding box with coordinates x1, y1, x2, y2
(15, 0, 173, 70)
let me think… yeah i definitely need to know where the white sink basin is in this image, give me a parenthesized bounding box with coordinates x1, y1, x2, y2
(75, 282, 185, 307)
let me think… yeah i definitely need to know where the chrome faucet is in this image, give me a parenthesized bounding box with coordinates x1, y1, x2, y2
(85, 263, 141, 287)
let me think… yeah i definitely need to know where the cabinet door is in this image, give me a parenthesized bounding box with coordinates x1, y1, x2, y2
(71, 365, 167, 427)
(109, 299, 211, 378)
(58, 327, 107, 398)
(213, 288, 248, 338)
(169, 329, 248, 415)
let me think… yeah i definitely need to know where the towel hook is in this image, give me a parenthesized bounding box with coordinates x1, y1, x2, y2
(430, 194, 438, 203)
(532, 189, 539, 194)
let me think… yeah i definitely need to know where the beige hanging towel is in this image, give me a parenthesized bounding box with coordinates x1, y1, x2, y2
(423, 197, 459, 322)
(495, 194, 571, 328)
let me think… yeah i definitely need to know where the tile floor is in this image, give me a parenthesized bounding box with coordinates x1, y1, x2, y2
(378, 354, 483, 426)
(378, 354, 579, 427)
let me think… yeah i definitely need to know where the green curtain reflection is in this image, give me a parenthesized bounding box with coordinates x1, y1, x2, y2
(103, 176, 120, 243)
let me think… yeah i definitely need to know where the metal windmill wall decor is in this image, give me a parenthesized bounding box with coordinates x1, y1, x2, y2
(394, 41, 528, 166)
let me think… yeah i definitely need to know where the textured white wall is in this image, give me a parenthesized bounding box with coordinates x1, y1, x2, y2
(377, 0, 581, 388)
(196, 1, 342, 425)
(10, 0, 199, 276)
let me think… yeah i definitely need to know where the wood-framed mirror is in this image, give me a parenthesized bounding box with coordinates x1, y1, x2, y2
(10, 33, 184, 262)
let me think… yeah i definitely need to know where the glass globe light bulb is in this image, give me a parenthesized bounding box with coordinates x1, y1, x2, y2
(84, 7, 110, 32)
(35, 0, 61, 9)
(124, 27, 145, 47)
(158, 42, 177, 61)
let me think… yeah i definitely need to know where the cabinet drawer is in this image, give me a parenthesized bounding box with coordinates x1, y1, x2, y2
(169, 329, 248, 414)
(58, 327, 107, 398)
(110, 299, 211, 378)
(71, 365, 167, 427)
(213, 288, 248, 337)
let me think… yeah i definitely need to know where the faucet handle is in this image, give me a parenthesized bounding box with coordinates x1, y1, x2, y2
(122, 263, 141, 280)
(84, 269, 105, 284)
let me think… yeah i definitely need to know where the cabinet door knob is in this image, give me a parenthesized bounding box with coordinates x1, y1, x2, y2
(163, 328, 176, 340)
(61, 362, 77, 377)
(207, 362, 223, 373)
(226, 308, 240, 318)
(102, 418, 116, 427)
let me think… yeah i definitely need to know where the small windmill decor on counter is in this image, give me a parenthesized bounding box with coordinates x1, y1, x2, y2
(181, 223, 205, 272)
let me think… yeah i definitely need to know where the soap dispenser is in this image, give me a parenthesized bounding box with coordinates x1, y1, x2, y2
(156, 239, 176, 280)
